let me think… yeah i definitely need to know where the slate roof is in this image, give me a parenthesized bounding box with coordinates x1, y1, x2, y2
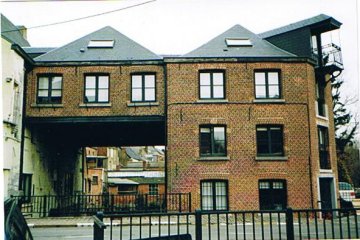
(182, 24, 295, 58)
(259, 14, 341, 39)
(35, 26, 161, 62)
(1, 14, 30, 47)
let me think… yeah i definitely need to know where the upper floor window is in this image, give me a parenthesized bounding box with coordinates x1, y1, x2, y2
(131, 73, 156, 102)
(84, 75, 109, 103)
(37, 75, 62, 104)
(316, 79, 326, 117)
(318, 126, 331, 169)
(199, 71, 225, 99)
(254, 70, 281, 99)
(200, 125, 226, 157)
(256, 125, 284, 156)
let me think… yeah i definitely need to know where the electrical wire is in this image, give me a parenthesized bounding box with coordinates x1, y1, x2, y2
(1, 0, 156, 33)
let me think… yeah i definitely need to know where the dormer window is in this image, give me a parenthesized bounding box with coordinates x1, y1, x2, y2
(88, 40, 114, 48)
(225, 38, 252, 47)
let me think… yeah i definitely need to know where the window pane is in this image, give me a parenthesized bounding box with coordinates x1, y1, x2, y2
(99, 76, 109, 88)
(268, 86, 280, 98)
(202, 182, 213, 210)
(52, 77, 62, 89)
(85, 90, 96, 102)
(86, 76, 96, 88)
(200, 73, 211, 86)
(213, 73, 224, 85)
(51, 90, 62, 97)
(39, 77, 49, 89)
(213, 86, 224, 98)
(200, 131, 211, 155)
(200, 128, 211, 133)
(132, 89, 142, 101)
(145, 75, 155, 87)
(214, 127, 225, 141)
(132, 75, 142, 88)
(259, 182, 270, 189)
(273, 182, 284, 189)
(216, 196, 227, 210)
(38, 90, 48, 97)
(268, 72, 279, 84)
(145, 89, 155, 101)
(200, 86, 211, 98)
(255, 72, 266, 85)
(255, 86, 266, 98)
(98, 89, 109, 102)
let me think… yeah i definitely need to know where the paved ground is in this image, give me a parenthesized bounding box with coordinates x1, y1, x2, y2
(26, 216, 97, 228)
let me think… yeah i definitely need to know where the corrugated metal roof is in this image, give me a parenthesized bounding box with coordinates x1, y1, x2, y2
(183, 24, 295, 58)
(1, 14, 30, 47)
(259, 14, 341, 38)
(108, 178, 139, 185)
(107, 171, 164, 178)
(35, 26, 161, 62)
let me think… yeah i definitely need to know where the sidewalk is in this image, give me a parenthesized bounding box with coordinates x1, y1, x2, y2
(26, 216, 95, 228)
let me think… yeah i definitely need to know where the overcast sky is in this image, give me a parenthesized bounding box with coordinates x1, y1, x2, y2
(1, 0, 359, 140)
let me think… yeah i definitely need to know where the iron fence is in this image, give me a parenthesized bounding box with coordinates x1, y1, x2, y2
(11, 192, 191, 217)
(94, 207, 360, 240)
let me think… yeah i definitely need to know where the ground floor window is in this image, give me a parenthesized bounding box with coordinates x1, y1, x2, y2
(259, 179, 287, 210)
(149, 184, 159, 195)
(21, 174, 32, 203)
(201, 180, 228, 211)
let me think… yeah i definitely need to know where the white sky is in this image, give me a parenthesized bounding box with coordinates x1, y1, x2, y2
(1, 0, 360, 139)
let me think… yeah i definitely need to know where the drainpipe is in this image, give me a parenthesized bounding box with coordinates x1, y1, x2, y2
(163, 62, 168, 210)
(18, 66, 31, 193)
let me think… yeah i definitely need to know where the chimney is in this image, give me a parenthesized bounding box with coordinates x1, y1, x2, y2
(16, 25, 27, 40)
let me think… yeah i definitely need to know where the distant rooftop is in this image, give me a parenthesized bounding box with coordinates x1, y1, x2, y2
(1, 14, 30, 47)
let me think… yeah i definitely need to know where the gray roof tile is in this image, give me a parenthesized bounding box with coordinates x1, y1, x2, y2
(1, 14, 30, 47)
(183, 24, 295, 58)
(259, 14, 341, 38)
(35, 26, 161, 62)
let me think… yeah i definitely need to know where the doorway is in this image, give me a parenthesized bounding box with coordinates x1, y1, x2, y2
(319, 177, 334, 209)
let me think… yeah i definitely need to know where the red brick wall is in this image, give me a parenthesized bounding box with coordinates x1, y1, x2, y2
(166, 62, 337, 211)
(26, 65, 165, 117)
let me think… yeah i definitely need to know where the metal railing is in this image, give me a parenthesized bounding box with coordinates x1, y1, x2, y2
(5, 198, 33, 240)
(11, 192, 191, 217)
(312, 43, 343, 71)
(93, 207, 360, 240)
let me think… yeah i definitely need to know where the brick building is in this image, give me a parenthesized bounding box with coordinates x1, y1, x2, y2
(22, 14, 342, 211)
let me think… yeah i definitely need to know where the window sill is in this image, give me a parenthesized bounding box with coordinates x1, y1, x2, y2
(31, 103, 64, 108)
(319, 169, 332, 173)
(79, 103, 112, 108)
(316, 115, 329, 121)
(196, 99, 228, 104)
(198, 156, 230, 161)
(253, 99, 285, 104)
(127, 102, 159, 107)
(255, 156, 288, 161)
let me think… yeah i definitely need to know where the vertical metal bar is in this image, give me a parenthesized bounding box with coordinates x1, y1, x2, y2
(286, 208, 294, 240)
(195, 210, 202, 240)
(186, 214, 189, 234)
(269, 212, 273, 240)
(208, 213, 211, 240)
(130, 216, 133, 240)
(347, 213, 351, 239)
(323, 212, 327, 239)
(235, 213, 238, 240)
(314, 210, 319, 239)
(278, 212, 281, 240)
(252, 212, 256, 240)
(189, 193, 192, 212)
(306, 211, 310, 239)
(226, 213, 229, 240)
(331, 210, 335, 239)
(339, 212, 343, 239)
(179, 194, 182, 213)
(354, 211, 359, 238)
(261, 212, 264, 240)
(243, 212, 246, 240)
(110, 218, 113, 240)
(149, 216, 152, 238)
(168, 215, 171, 236)
(158, 215, 161, 237)
(217, 213, 220, 240)
(139, 216, 142, 239)
(120, 217, 122, 240)
(177, 214, 180, 236)
(297, 211, 302, 240)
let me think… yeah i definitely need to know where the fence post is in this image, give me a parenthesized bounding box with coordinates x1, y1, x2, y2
(286, 208, 295, 240)
(111, 194, 114, 213)
(195, 209, 202, 240)
(42, 195, 47, 217)
(93, 211, 105, 240)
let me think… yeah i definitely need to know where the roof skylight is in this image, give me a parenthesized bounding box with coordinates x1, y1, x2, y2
(88, 40, 114, 48)
(225, 38, 252, 47)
